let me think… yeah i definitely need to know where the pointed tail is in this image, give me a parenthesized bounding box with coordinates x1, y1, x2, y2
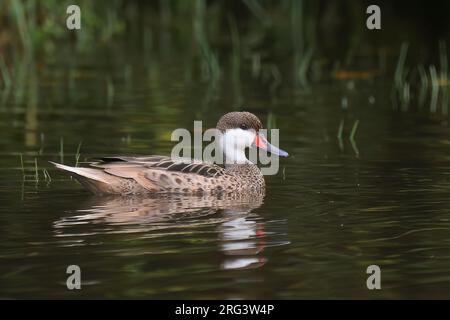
(49, 161, 122, 194)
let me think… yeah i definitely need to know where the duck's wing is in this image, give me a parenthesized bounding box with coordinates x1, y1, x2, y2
(52, 156, 230, 194)
(87, 155, 228, 193)
(93, 156, 226, 178)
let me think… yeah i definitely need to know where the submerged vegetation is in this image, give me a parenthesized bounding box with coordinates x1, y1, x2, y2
(392, 40, 450, 116)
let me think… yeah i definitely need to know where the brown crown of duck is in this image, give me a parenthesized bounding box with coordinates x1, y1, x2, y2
(51, 111, 287, 196)
(216, 111, 263, 132)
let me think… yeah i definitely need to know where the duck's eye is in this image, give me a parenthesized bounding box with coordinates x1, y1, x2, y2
(240, 123, 248, 130)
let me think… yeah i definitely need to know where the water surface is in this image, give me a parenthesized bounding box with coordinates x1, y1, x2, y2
(2, 53, 450, 299)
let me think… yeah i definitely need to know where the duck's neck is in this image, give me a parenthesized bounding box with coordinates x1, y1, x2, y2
(223, 150, 251, 166)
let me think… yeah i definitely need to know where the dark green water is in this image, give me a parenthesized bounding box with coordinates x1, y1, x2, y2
(2, 52, 450, 299)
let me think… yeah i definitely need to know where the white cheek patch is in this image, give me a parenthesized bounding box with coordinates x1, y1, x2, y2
(221, 129, 256, 164)
(223, 128, 255, 147)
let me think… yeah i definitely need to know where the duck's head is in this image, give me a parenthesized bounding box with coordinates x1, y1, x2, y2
(216, 111, 289, 164)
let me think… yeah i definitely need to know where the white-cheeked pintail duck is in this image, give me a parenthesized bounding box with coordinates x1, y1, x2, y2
(50, 112, 288, 195)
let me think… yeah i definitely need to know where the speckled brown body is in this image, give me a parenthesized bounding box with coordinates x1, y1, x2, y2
(53, 156, 265, 196)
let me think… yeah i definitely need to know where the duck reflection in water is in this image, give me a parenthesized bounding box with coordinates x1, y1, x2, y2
(53, 192, 269, 270)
